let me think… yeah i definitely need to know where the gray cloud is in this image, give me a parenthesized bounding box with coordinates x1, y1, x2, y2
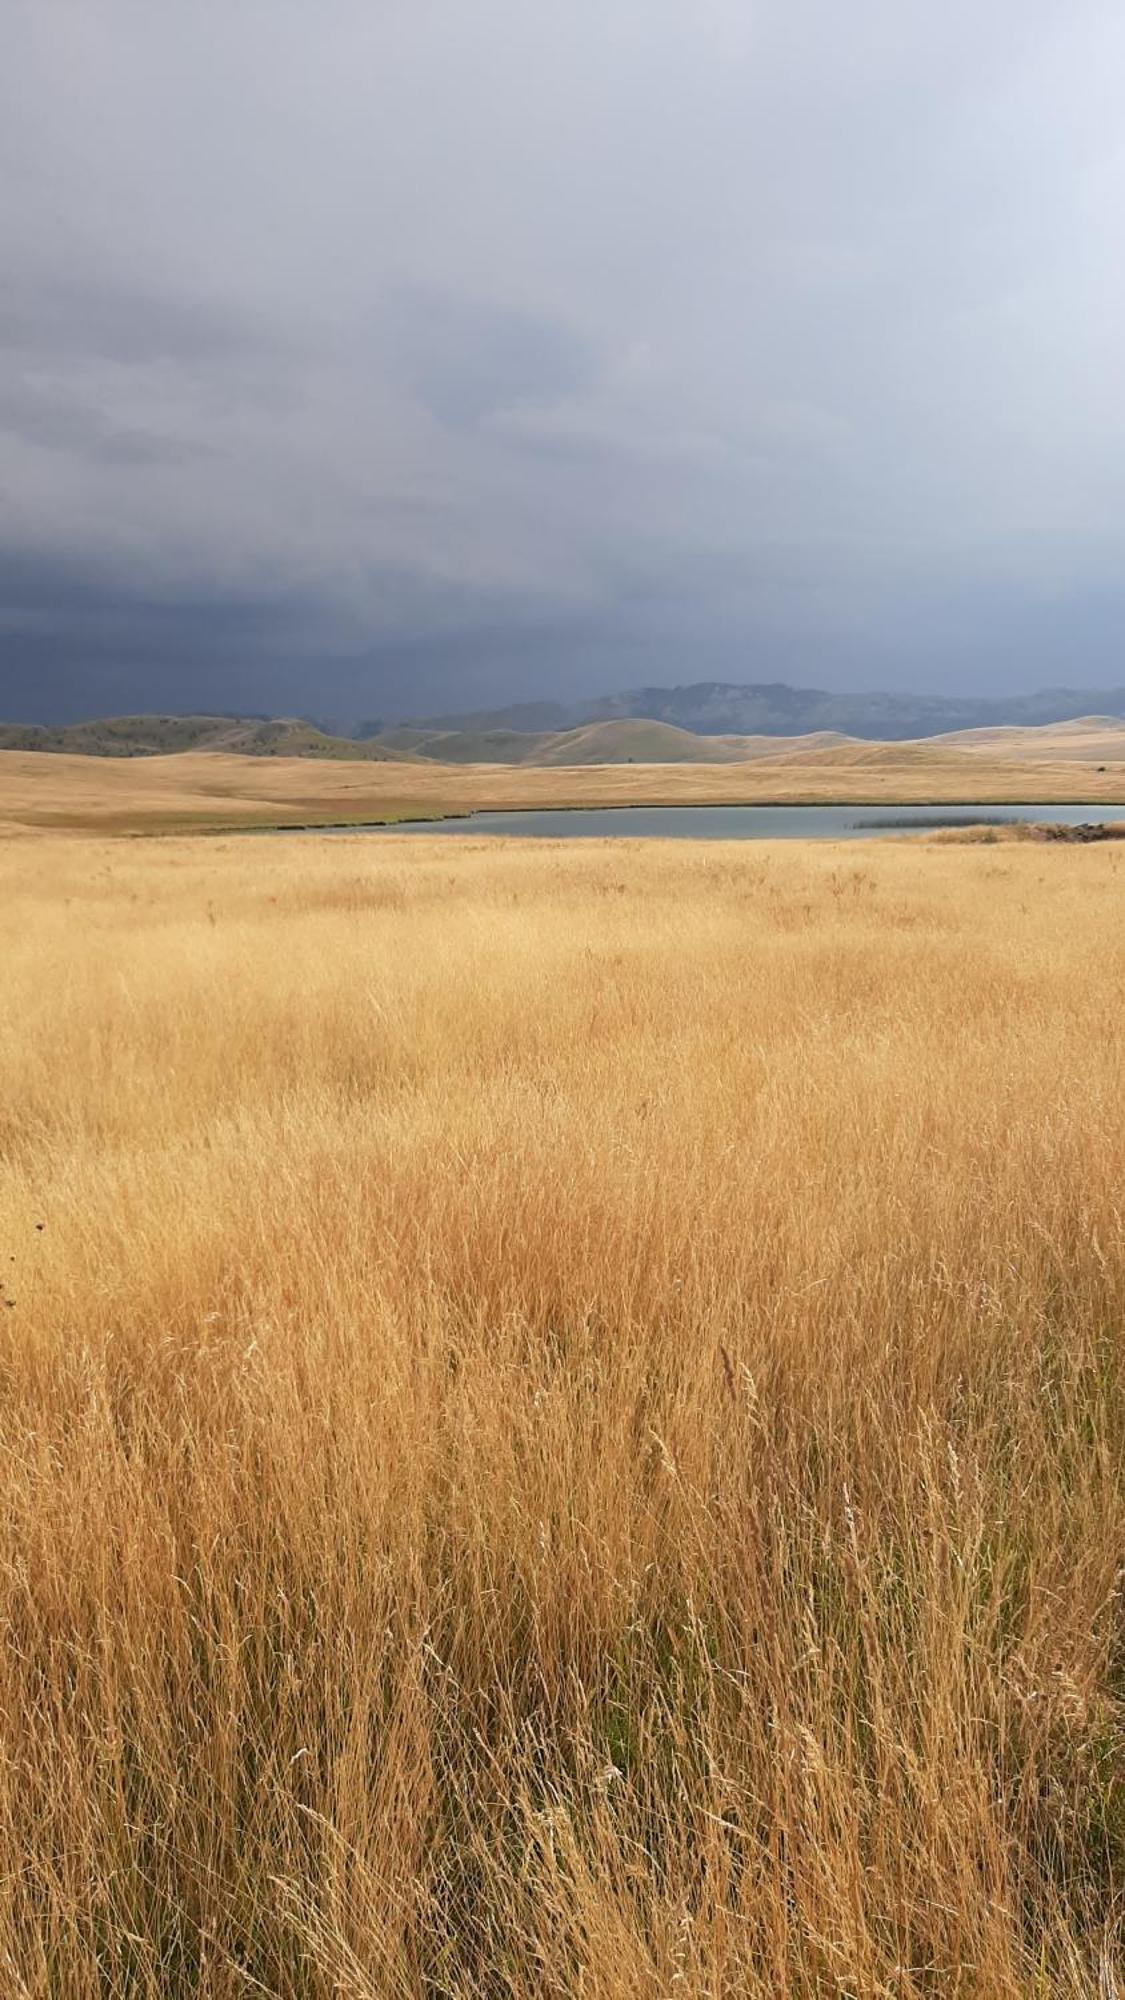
(0, 275, 277, 368)
(380, 288, 601, 428)
(0, 377, 212, 467)
(3, 0, 1125, 722)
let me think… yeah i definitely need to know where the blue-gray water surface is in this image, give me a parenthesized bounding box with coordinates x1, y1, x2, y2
(380, 803, 1125, 841)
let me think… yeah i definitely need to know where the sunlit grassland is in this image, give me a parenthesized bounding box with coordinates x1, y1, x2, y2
(2, 830, 1125, 1995)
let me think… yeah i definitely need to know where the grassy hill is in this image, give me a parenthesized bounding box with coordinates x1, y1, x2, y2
(376, 720, 750, 764)
(374, 726, 562, 763)
(770, 739, 993, 772)
(531, 720, 779, 764)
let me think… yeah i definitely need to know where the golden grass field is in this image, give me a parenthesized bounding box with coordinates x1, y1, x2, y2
(3, 826, 1125, 1995)
(3, 715, 1125, 836)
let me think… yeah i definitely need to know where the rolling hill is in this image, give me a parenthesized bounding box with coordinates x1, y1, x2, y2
(371, 715, 1125, 768)
(927, 716, 1125, 762)
(530, 721, 853, 765)
(7, 704, 1125, 773)
(374, 720, 842, 764)
(411, 680, 1125, 741)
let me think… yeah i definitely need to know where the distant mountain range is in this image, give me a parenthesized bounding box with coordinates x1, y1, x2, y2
(408, 680, 1125, 741)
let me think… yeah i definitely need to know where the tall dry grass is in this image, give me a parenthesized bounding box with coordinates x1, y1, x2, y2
(2, 830, 1124, 1996)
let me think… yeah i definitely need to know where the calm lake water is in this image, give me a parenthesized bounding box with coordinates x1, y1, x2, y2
(382, 803, 1125, 841)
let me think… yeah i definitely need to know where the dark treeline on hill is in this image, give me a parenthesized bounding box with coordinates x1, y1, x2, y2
(0, 715, 409, 761)
(411, 679, 1125, 740)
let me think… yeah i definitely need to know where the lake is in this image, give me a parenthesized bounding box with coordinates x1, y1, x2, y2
(382, 803, 1125, 841)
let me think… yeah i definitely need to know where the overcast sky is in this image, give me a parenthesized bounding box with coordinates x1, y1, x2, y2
(3, 1, 1125, 723)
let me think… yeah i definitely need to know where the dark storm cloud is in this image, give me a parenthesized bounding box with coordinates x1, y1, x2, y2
(3, 0, 1125, 722)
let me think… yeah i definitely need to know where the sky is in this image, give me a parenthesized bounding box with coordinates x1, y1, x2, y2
(3, 0, 1125, 725)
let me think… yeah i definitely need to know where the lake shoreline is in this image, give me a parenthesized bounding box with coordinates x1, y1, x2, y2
(354, 800, 1125, 843)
